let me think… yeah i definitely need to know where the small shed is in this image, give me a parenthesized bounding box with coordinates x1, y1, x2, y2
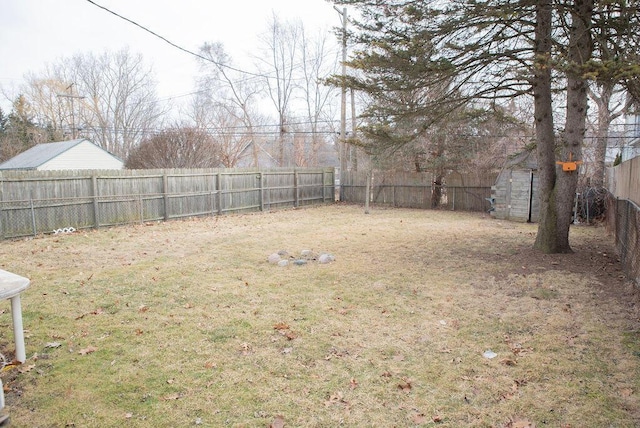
(491, 150, 540, 222)
(0, 139, 123, 171)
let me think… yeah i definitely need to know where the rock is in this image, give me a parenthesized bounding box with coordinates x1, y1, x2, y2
(277, 260, 289, 267)
(293, 259, 308, 266)
(318, 254, 335, 264)
(268, 253, 281, 264)
(277, 250, 289, 256)
(300, 249, 313, 258)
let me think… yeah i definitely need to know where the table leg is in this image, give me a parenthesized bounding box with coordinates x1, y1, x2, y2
(10, 295, 25, 363)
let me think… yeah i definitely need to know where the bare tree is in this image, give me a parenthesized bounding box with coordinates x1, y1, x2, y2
(19, 48, 164, 159)
(585, 84, 629, 188)
(125, 125, 220, 169)
(297, 25, 339, 167)
(196, 42, 265, 166)
(19, 77, 70, 141)
(197, 102, 254, 168)
(257, 14, 302, 166)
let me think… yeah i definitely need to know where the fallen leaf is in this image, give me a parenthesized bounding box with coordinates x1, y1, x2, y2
(138, 305, 149, 313)
(284, 331, 297, 340)
(78, 346, 97, 355)
(269, 415, 285, 428)
(18, 364, 36, 373)
(274, 322, 290, 330)
(45, 342, 62, 348)
(506, 418, 536, 428)
(381, 371, 392, 378)
(349, 378, 358, 389)
(432, 414, 443, 423)
(135, 329, 144, 336)
(398, 379, 412, 392)
(620, 387, 634, 397)
(324, 391, 349, 407)
(204, 361, 217, 369)
(124, 413, 133, 419)
(162, 393, 181, 401)
(412, 413, 427, 424)
(240, 342, 252, 355)
(500, 358, 517, 366)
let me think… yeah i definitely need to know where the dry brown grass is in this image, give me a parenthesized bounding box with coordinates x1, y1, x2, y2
(0, 204, 639, 427)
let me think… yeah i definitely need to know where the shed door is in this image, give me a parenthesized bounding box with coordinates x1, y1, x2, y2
(508, 170, 537, 222)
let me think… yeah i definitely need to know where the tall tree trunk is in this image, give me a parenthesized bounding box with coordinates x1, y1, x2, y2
(534, 0, 593, 254)
(555, 0, 593, 252)
(590, 82, 614, 188)
(533, 0, 558, 253)
(431, 174, 443, 208)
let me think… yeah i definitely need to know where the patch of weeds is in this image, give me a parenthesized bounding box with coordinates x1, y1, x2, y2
(622, 331, 640, 358)
(207, 319, 253, 343)
(529, 287, 559, 300)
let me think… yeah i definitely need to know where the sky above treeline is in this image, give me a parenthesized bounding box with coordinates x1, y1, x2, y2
(0, 0, 340, 113)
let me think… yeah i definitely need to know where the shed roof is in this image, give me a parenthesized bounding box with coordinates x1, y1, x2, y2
(0, 139, 118, 170)
(503, 149, 537, 170)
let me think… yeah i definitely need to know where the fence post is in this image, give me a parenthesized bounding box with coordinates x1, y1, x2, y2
(259, 172, 265, 211)
(294, 170, 299, 208)
(322, 170, 327, 202)
(163, 173, 169, 221)
(0, 187, 4, 241)
(216, 173, 223, 215)
(30, 198, 37, 237)
(452, 187, 456, 211)
(138, 194, 144, 224)
(392, 184, 396, 207)
(91, 174, 99, 228)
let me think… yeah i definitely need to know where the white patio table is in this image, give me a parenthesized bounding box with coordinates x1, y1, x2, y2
(0, 270, 29, 363)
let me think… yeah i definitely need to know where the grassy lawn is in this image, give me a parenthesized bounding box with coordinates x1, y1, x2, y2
(0, 204, 638, 427)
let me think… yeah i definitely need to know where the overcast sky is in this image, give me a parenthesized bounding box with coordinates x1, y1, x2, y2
(0, 0, 340, 113)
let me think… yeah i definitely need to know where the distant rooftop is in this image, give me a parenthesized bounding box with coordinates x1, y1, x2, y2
(0, 139, 89, 170)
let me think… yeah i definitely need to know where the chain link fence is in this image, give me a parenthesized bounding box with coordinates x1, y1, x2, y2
(606, 193, 640, 285)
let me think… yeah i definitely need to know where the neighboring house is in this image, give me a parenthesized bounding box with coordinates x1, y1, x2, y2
(622, 111, 640, 161)
(0, 139, 123, 171)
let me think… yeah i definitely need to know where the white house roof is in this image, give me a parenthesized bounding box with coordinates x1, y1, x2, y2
(0, 139, 120, 170)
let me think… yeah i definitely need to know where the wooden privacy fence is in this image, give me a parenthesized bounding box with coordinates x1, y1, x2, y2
(607, 157, 640, 206)
(341, 170, 497, 212)
(0, 168, 335, 239)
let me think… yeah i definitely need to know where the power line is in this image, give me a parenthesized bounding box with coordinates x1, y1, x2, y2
(83, 0, 270, 79)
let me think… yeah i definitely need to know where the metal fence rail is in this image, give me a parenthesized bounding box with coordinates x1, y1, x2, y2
(0, 168, 335, 239)
(606, 194, 640, 285)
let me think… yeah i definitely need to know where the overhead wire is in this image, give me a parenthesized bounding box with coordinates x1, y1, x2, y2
(83, 0, 343, 105)
(83, 0, 271, 79)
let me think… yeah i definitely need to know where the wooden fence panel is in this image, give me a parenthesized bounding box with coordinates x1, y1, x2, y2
(0, 168, 334, 240)
(264, 171, 296, 209)
(341, 170, 496, 212)
(607, 157, 640, 206)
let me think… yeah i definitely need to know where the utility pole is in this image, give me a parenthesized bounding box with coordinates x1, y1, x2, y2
(57, 83, 85, 139)
(334, 6, 348, 201)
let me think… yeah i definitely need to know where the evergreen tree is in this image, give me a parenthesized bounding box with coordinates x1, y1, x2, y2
(0, 95, 46, 161)
(333, 0, 640, 253)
